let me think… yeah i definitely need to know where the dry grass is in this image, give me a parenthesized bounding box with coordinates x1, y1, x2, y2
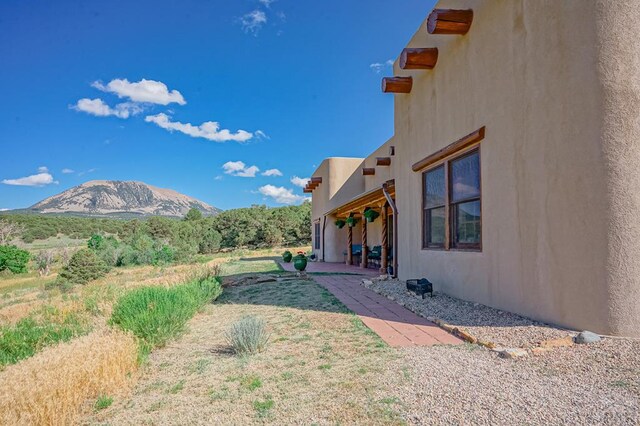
(0, 247, 305, 326)
(87, 264, 404, 425)
(0, 327, 138, 425)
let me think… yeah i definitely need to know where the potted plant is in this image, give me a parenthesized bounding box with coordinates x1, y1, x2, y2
(335, 219, 346, 229)
(293, 251, 308, 271)
(363, 208, 380, 223)
(282, 250, 293, 263)
(346, 216, 358, 228)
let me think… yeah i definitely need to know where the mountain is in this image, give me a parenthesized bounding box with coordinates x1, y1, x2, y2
(24, 180, 221, 218)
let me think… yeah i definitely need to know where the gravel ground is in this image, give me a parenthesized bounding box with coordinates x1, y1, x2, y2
(363, 279, 573, 348)
(391, 340, 640, 425)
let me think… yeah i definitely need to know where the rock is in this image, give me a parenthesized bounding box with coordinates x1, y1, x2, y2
(498, 348, 528, 359)
(478, 340, 497, 349)
(574, 331, 601, 344)
(539, 336, 574, 348)
(362, 279, 373, 286)
(531, 347, 553, 356)
(455, 329, 478, 344)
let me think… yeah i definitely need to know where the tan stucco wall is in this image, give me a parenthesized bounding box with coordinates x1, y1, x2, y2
(392, 0, 640, 335)
(311, 0, 640, 336)
(310, 158, 364, 262)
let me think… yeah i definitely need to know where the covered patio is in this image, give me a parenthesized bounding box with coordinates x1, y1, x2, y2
(327, 181, 397, 274)
(279, 260, 379, 277)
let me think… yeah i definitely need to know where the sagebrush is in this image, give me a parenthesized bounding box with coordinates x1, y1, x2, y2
(225, 315, 270, 355)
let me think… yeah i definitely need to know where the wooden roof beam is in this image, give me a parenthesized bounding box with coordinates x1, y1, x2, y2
(376, 157, 391, 166)
(400, 48, 438, 70)
(382, 77, 412, 94)
(427, 9, 473, 35)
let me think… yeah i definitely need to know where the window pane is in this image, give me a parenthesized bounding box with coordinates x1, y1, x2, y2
(425, 207, 445, 247)
(454, 200, 481, 245)
(424, 166, 445, 208)
(451, 151, 480, 202)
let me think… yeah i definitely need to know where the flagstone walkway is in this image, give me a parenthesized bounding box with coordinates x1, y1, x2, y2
(312, 274, 463, 347)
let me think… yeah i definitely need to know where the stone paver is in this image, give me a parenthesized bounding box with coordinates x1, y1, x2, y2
(312, 274, 463, 347)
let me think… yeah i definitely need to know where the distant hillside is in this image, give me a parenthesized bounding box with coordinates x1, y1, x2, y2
(21, 180, 220, 218)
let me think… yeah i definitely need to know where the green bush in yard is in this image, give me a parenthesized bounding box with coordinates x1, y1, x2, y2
(0, 309, 87, 367)
(110, 274, 222, 349)
(0, 245, 30, 274)
(58, 248, 109, 285)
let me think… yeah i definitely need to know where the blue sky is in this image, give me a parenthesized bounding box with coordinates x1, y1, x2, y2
(0, 0, 434, 210)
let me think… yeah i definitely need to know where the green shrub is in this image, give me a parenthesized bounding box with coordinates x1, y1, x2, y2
(153, 245, 175, 265)
(110, 276, 222, 349)
(0, 245, 30, 274)
(94, 395, 113, 411)
(0, 309, 87, 366)
(225, 316, 270, 355)
(58, 248, 108, 285)
(87, 234, 105, 250)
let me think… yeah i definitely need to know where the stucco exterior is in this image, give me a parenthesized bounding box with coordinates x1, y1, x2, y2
(309, 0, 640, 336)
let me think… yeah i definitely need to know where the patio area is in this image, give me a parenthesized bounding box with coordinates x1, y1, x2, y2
(278, 260, 462, 347)
(278, 261, 379, 276)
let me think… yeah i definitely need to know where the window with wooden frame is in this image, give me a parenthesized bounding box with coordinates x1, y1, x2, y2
(314, 222, 321, 250)
(422, 148, 481, 250)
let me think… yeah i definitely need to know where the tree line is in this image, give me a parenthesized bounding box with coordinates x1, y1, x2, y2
(0, 202, 311, 276)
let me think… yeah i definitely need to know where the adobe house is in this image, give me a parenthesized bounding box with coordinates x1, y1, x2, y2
(308, 0, 640, 337)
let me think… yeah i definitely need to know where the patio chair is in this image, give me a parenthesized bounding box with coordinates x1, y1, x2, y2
(343, 244, 363, 265)
(367, 245, 382, 268)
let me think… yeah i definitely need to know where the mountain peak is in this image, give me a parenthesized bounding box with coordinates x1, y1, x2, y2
(29, 180, 220, 218)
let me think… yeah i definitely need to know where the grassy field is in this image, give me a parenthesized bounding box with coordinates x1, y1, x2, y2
(0, 247, 311, 424)
(87, 258, 405, 425)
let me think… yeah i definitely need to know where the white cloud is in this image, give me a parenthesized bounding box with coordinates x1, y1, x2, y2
(262, 168, 282, 177)
(241, 10, 267, 34)
(72, 98, 142, 119)
(222, 161, 260, 177)
(259, 0, 275, 7)
(255, 130, 269, 139)
(62, 168, 75, 174)
(77, 168, 97, 177)
(0, 208, 9, 212)
(2, 172, 54, 187)
(259, 185, 309, 205)
(290, 176, 310, 188)
(92, 78, 186, 106)
(145, 113, 253, 143)
(38, 166, 49, 173)
(214, 175, 224, 181)
(369, 59, 394, 74)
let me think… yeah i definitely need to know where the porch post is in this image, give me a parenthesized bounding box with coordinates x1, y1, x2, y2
(347, 225, 353, 265)
(381, 204, 388, 273)
(361, 210, 368, 268)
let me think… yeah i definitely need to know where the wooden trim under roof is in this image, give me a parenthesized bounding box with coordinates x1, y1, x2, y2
(329, 181, 395, 218)
(412, 126, 485, 172)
